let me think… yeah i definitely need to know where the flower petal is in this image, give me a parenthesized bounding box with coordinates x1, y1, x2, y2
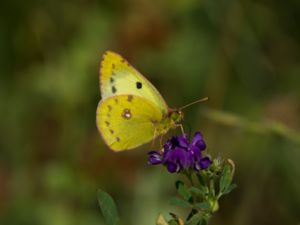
(191, 132, 206, 150)
(166, 162, 180, 173)
(177, 135, 189, 148)
(148, 151, 163, 165)
(199, 157, 212, 169)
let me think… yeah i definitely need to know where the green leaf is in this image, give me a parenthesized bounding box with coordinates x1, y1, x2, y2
(175, 181, 192, 201)
(195, 202, 211, 211)
(219, 163, 233, 193)
(168, 219, 179, 225)
(197, 173, 206, 186)
(199, 218, 208, 225)
(189, 187, 203, 195)
(189, 186, 207, 199)
(185, 212, 202, 225)
(169, 197, 192, 208)
(223, 183, 237, 195)
(97, 189, 120, 225)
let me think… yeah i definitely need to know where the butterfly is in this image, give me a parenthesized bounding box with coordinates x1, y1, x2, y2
(96, 51, 205, 151)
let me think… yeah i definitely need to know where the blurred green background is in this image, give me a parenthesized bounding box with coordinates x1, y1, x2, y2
(1, 0, 300, 224)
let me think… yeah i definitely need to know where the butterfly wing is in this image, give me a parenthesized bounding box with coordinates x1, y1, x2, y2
(96, 95, 163, 151)
(99, 51, 168, 115)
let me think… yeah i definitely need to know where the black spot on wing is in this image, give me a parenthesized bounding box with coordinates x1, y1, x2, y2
(112, 86, 117, 93)
(136, 82, 142, 89)
(120, 58, 130, 66)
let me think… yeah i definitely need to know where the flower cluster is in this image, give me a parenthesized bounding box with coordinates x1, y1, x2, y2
(148, 132, 211, 173)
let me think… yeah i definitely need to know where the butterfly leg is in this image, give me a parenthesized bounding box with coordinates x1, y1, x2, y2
(152, 129, 165, 151)
(151, 128, 158, 147)
(159, 135, 164, 150)
(175, 124, 185, 135)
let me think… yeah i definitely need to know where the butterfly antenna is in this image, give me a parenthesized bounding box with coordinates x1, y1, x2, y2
(179, 97, 209, 110)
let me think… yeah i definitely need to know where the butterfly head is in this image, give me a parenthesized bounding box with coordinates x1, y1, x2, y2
(168, 109, 184, 125)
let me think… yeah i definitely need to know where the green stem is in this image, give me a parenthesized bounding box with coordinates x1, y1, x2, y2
(184, 170, 195, 186)
(209, 179, 215, 197)
(201, 213, 211, 225)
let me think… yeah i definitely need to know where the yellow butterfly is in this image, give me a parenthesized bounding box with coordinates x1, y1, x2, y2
(96, 51, 203, 151)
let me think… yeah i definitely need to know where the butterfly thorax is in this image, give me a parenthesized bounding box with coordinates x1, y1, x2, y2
(155, 109, 183, 134)
(168, 109, 183, 124)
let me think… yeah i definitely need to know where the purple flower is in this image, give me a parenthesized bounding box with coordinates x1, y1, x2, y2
(148, 132, 211, 173)
(191, 132, 206, 150)
(148, 151, 163, 165)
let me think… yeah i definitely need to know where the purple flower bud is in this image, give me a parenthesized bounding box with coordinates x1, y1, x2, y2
(199, 157, 212, 169)
(191, 132, 206, 151)
(148, 151, 163, 165)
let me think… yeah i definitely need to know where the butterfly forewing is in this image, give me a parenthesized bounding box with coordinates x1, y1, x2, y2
(100, 51, 168, 115)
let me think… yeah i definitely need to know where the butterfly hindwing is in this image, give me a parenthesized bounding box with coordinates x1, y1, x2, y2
(96, 95, 163, 151)
(100, 51, 168, 115)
